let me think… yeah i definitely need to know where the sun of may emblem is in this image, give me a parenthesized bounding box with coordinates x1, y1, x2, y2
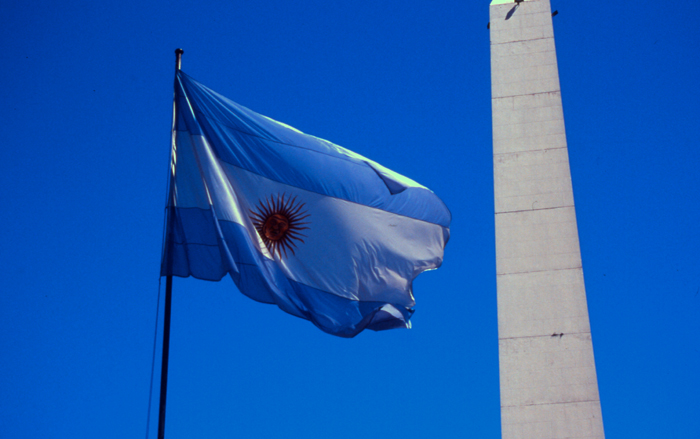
(250, 194, 310, 258)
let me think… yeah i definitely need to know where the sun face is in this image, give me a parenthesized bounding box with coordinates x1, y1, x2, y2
(250, 194, 310, 258)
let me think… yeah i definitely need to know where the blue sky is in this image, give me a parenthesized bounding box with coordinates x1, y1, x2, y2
(1, 0, 698, 438)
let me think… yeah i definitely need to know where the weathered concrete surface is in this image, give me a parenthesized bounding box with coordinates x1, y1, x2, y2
(490, 1, 605, 437)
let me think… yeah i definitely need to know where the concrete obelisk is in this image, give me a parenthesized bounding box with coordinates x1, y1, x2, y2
(489, 1, 605, 437)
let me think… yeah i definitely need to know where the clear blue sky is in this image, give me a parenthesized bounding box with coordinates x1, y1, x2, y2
(1, 1, 698, 438)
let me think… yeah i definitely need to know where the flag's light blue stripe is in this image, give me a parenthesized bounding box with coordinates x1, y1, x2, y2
(176, 72, 451, 228)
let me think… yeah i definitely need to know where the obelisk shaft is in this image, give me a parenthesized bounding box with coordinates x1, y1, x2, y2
(489, 1, 605, 437)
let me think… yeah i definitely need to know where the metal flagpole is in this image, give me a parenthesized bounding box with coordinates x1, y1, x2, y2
(157, 275, 173, 439)
(157, 48, 183, 439)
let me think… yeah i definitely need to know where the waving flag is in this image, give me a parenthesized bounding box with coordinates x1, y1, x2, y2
(161, 71, 450, 337)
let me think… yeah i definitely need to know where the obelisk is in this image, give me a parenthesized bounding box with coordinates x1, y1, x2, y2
(489, 1, 605, 437)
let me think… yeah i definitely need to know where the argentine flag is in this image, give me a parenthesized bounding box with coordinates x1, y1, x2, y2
(161, 71, 450, 337)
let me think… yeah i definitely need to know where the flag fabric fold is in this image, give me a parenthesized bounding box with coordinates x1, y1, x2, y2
(161, 71, 450, 337)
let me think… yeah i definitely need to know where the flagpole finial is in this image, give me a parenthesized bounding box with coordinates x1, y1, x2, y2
(175, 48, 184, 71)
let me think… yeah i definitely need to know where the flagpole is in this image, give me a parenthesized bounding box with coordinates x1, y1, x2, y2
(157, 275, 173, 439)
(157, 48, 183, 439)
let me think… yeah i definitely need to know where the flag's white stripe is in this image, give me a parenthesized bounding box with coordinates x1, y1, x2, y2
(174, 132, 446, 305)
(224, 163, 445, 306)
(175, 132, 272, 257)
(173, 131, 209, 210)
